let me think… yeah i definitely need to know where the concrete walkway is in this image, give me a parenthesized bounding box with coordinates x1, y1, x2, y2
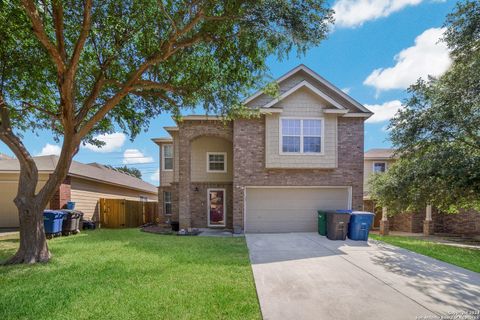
(246, 233, 480, 320)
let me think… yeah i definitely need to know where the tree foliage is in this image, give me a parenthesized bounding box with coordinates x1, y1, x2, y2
(369, 0, 480, 214)
(0, 0, 333, 264)
(106, 165, 142, 179)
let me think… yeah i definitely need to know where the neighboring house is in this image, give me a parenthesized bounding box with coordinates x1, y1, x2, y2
(363, 149, 480, 235)
(363, 148, 397, 229)
(0, 155, 158, 228)
(0, 153, 13, 160)
(153, 64, 373, 233)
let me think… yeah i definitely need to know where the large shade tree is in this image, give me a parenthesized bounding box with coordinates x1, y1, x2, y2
(0, 0, 333, 264)
(369, 0, 480, 214)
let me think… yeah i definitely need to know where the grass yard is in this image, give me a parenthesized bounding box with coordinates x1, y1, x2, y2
(370, 234, 480, 273)
(0, 229, 261, 320)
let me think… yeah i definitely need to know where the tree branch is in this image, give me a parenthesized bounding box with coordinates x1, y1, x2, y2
(20, 101, 61, 119)
(77, 4, 215, 138)
(21, 0, 66, 73)
(132, 80, 183, 92)
(67, 0, 93, 81)
(52, 0, 67, 62)
(130, 90, 178, 107)
(0, 95, 37, 180)
(158, 0, 178, 35)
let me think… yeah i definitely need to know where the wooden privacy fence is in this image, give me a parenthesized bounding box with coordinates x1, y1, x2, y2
(100, 198, 159, 228)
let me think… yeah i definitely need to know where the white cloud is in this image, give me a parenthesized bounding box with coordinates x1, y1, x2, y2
(123, 149, 154, 164)
(365, 100, 404, 123)
(83, 132, 126, 153)
(37, 143, 61, 156)
(333, 0, 423, 28)
(150, 168, 160, 183)
(364, 27, 451, 92)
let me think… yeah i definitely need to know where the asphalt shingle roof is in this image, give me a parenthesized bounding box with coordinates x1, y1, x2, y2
(0, 155, 157, 194)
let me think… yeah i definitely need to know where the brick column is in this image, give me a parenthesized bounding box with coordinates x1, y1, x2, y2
(49, 176, 71, 209)
(379, 207, 389, 235)
(423, 205, 434, 235)
(232, 184, 244, 233)
(178, 132, 191, 230)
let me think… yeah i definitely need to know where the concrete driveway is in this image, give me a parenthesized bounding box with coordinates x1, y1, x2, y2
(246, 233, 480, 320)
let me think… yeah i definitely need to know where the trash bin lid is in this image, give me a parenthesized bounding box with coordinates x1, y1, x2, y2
(335, 210, 352, 214)
(351, 211, 375, 215)
(43, 210, 66, 218)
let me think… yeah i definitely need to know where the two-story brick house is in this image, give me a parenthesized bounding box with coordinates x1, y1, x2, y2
(153, 65, 373, 233)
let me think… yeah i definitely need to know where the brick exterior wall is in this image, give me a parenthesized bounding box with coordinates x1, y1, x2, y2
(433, 209, 480, 235)
(190, 182, 233, 228)
(49, 175, 71, 209)
(233, 116, 365, 230)
(177, 120, 233, 229)
(368, 205, 480, 236)
(390, 212, 423, 233)
(158, 184, 179, 223)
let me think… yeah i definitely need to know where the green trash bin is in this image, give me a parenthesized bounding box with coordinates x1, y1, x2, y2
(317, 210, 327, 236)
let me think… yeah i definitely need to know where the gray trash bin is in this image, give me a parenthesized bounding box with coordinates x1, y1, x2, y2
(326, 210, 352, 240)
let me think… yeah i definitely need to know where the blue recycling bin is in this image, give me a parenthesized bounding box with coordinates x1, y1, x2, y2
(43, 210, 66, 238)
(348, 211, 375, 241)
(66, 201, 75, 210)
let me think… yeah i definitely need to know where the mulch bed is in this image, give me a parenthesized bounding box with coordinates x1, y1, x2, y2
(140, 224, 174, 235)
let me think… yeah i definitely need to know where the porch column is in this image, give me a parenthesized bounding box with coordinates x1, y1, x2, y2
(423, 204, 434, 235)
(178, 131, 191, 230)
(379, 206, 389, 236)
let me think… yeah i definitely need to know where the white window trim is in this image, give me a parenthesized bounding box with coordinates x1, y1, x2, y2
(162, 144, 173, 171)
(372, 161, 387, 173)
(163, 191, 172, 215)
(207, 188, 226, 227)
(206, 152, 227, 173)
(279, 117, 325, 155)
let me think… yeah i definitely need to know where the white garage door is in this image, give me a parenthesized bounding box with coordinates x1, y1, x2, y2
(245, 187, 351, 233)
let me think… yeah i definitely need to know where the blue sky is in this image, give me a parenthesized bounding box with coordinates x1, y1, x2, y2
(0, 0, 457, 185)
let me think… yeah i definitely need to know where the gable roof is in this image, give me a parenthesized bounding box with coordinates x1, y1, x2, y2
(244, 64, 372, 115)
(263, 80, 347, 110)
(0, 155, 157, 194)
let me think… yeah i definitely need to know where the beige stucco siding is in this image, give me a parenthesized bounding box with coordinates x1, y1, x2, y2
(190, 136, 233, 182)
(0, 173, 49, 228)
(265, 87, 338, 168)
(363, 159, 395, 194)
(70, 177, 157, 221)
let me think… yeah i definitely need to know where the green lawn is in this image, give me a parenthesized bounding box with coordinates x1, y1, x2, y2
(370, 234, 480, 273)
(0, 229, 261, 320)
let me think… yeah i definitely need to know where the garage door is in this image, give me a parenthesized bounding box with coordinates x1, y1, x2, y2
(245, 187, 351, 233)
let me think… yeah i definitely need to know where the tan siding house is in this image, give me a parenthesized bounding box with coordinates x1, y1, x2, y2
(0, 156, 157, 228)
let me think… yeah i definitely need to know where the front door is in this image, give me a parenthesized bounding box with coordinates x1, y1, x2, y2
(208, 189, 226, 227)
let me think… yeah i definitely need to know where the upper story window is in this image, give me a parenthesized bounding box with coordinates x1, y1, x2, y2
(207, 152, 226, 173)
(373, 162, 387, 173)
(162, 144, 173, 171)
(281, 118, 322, 154)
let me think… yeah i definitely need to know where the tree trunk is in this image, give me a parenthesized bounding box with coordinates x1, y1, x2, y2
(4, 200, 50, 264)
